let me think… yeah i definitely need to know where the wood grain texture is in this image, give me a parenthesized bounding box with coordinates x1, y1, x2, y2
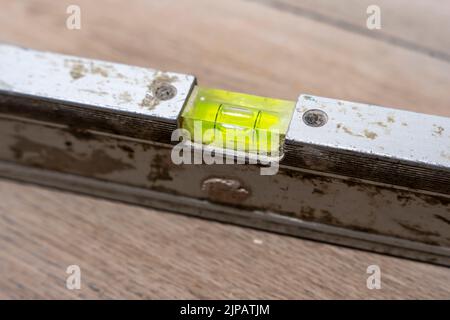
(0, 0, 449, 299)
(257, 0, 450, 59)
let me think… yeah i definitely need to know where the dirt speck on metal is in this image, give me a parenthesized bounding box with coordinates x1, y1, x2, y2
(69, 62, 87, 80)
(433, 125, 445, 137)
(387, 115, 395, 123)
(90, 65, 109, 77)
(342, 126, 359, 137)
(118, 92, 132, 104)
(66, 59, 117, 80)
(364, 130, 378, 140)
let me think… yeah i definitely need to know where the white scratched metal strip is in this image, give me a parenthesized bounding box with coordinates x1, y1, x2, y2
(0, 44, 195, 122)
(283, 94, 450, 195)
(287, 95, 450, 171)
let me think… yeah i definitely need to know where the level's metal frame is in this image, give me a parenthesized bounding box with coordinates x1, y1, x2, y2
(1, 44, 449, 266)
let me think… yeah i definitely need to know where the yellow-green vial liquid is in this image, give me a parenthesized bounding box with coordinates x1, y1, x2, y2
(179, 87, 295, 156)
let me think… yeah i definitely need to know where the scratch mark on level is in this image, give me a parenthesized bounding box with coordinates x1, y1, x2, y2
(364, 130, 378, 140)
(433, 125, 445, 137)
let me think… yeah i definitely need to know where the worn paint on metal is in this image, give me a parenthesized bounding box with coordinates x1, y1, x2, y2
(0, 44, 196, 122)
(0, 116, 449, 251)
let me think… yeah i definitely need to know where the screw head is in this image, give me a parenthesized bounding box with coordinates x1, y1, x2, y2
(303, 109, 328, 127)
(153, 83, 177, 101)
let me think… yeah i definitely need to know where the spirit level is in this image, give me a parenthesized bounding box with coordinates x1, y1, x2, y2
(180, 86, 295, 156)
(0, 44, 449, 266)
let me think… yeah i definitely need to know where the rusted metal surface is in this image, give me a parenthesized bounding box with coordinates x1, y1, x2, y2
(0, 116, 449, 256)
(0, 45, 449, 266)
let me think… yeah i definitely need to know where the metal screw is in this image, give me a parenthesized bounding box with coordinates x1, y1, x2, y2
(303, 109, 328, 127)
(153, 83, 177, 101)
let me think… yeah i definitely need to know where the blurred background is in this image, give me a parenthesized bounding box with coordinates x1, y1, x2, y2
(1, 0, 449, 299)
(1, 0, 449, 115)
